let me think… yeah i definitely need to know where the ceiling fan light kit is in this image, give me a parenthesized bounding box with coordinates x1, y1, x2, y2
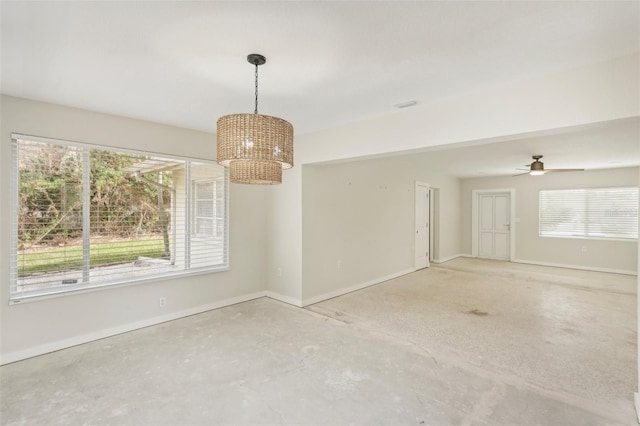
(529, 155, 545, 175)
(216, 54, 294, 185)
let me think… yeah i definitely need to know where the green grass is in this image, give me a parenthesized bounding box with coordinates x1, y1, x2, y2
(18, 237, 166, 274)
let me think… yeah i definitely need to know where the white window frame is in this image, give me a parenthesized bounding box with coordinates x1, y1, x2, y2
(9, 133, 229, 304)
(539, 186, 638, 241)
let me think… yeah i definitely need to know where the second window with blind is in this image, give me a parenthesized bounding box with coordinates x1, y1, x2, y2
(539, 187, 638, 240)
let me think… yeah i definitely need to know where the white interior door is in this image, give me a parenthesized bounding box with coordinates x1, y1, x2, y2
(415, 182, 430, 269)
(478, 193, 510, 260)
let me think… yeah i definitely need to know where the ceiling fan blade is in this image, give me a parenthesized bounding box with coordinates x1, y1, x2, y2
(512, 172, 530, 177)
(545, 168, 585, 173)
(515, 168, 529, 171)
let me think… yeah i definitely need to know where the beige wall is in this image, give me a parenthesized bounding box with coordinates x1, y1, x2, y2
(461, 167, 639, 273)
(0, 96, 267, 362)
(301, 156, 461, 303)
(265, 166, 303, 304)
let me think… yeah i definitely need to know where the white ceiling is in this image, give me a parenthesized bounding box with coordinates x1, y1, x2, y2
(1, 1, 639, 174)
(401, 118, 640, 178)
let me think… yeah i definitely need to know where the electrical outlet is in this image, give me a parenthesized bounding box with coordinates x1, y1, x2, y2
(337, 259, 342, 269)
(159, 297, 167, 308)
(276, 267, 283, 277)
(581, 246, 587, 253)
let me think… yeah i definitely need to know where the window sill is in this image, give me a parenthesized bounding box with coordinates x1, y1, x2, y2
(538, 235, 637, 243)
(9, 264, 230, 305)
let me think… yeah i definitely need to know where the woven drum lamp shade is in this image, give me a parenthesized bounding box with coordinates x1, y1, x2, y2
(217, 113, 294, 185)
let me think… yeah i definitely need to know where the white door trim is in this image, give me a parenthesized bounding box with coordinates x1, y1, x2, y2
(415, 181, 430, 270)
(471, 188, 516, 261)
(429, 187, 435, 263)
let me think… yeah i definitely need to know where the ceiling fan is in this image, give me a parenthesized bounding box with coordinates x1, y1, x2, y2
(513, 155, 584, 177)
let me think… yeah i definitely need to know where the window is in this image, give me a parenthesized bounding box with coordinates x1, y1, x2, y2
(539, 187, 638, 240)
(193, 179, 224, 238)
(10, 134, 229, 303)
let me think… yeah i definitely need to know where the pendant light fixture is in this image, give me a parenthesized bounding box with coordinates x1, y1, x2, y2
(216, 54, 294, 184)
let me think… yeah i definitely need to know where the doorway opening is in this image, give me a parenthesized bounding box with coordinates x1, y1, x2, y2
(415, 182, 435, 270)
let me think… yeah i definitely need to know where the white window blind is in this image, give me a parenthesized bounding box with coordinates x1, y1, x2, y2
(10, 134, 229, 302)
(539, 187, 638, 240)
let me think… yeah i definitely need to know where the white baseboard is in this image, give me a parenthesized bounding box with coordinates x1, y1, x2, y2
(432, 253, 471, 264)
(635, 392, 640, 423)
(265, 291, 302, 307)
(0, 291, 267, 366)
(512, 258, 637, 276)
(301, 268, 415, 307)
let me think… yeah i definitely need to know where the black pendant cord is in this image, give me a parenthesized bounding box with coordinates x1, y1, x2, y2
(247, 54, 266, 115)
(254, 63, 259, 115)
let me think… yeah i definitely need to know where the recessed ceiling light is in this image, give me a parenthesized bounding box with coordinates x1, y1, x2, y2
(394, 100, 417, 109)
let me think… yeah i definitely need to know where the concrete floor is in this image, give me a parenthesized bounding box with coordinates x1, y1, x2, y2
(1, 258, 636, 425)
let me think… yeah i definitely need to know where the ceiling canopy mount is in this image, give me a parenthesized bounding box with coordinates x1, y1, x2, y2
(247, 54, 266, 66)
